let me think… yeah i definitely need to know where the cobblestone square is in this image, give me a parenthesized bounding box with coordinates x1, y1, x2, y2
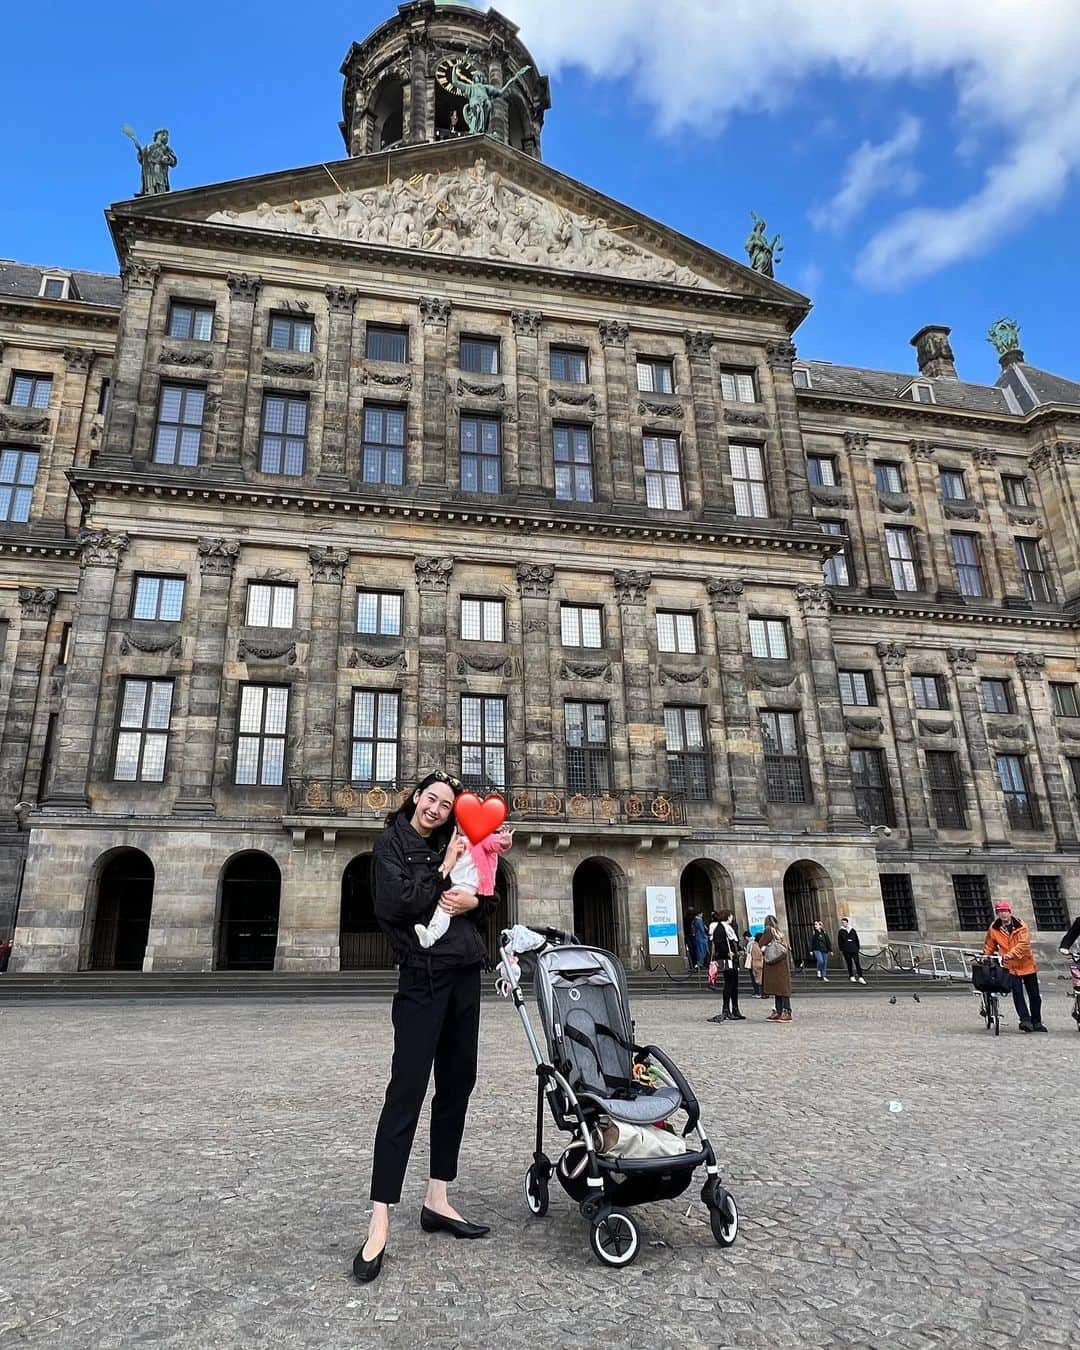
(3, 988, 1077, 1349)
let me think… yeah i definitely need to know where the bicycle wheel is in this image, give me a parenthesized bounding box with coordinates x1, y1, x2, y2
(991, 995, 1000, 1036)
(980, 994, 991, 1030)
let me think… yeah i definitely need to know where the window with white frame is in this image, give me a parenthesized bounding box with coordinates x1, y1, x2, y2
(910, 383, 935, 404)
(351, 689, 400, 784)
(656, 611, 697, 654)
(636, 357, 675, 395)
(114, 678, 173, 782)
(748, 617, 788, 660)
(235, 684, 289, 786)
(560, 604, 603, 648)
(792, 366, 811, 389)
(132, 575, 185, 622)
(246, 582, 296, 629)
(40, 275, 69, 300)
(460, 597, 504, 642)
(356, 590, 402, 636)
(729, 443, 770, 518)
(719, 368, 757, 402)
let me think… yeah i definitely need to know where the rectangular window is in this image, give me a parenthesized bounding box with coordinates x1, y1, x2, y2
(657, 611, 697, 655)
(939, 469, 967, 500)
(1051, 683, 1080, 718)
(851, 748, 894, 826)
(792, 366, 811, 389)
(366, 325, 408, 363)
(748, 618, 788, 660)
(153, 383, 205, 467)
(132, 575, 185, 622)
(9, 373, 52, 409)
(362, 404, 406, 486)
(806, 455, 838, 487)
(761, 710, 809, 803)
(550, 347, 588, 383)
(875, 461, 904, 494)
(59, 623, 72, 666)
(565, 700, 611, 794)
(953, 874, 993, 930)
(1028, 876, 1068, 930)
(42, 277, 67, 299)
(460, 597, 504, 642)
(246, 582, 296, 629)
(351, 690, 400, 784)
(997, 753, 1040, 830)
(268, 313, 314, 353)
(664, 705, 711, 801)
(912, 674, 947, 711)
(885, 526, 920, 592)
(729, 443, 770, 518)
(460, 337, 500, 375)
(838, 670, 875, 706)
(1002, 475, 1030, 507)
(1068, 758, 1080, 800)
(259, 393, 308, 476)
(1015, 538, 1054, 604)
(911, 383, 934, 404)
(461, 694, 506, 789)
(356, 590, 402, 637)
(114, 678, 173, 782)
(927, 751, 967, 828)
(460, 414, 502, 494)
(560, 604, 603, 649)
(821, 520, 851, 587)
(235, 684, 289, 786)
(553, 424, 594, 502)
(880, 874, 919, 931)
(719, 368, 757, 402)
(643, 434, 683, 510)
(97, 378, 111, 416)
(168, 301, 214, 342)
(980, 678, 1013, 714)
(0, 448, 39, 523)
(951, 533, 984, 598)
(636, 357, 675, 395)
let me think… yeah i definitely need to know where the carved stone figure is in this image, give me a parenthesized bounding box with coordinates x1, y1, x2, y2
(745, 212, 782, 277)
(122, 126, 177, 196)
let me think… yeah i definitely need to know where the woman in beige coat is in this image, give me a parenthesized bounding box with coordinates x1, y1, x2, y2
(756, 915, 793, 1023)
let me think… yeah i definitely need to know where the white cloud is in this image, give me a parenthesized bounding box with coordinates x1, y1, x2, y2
(809, 115, 921, 232)
(501, 0, 1080, 287)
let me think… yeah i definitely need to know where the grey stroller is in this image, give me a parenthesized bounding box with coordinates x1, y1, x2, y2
(496, 926, 740, 1267)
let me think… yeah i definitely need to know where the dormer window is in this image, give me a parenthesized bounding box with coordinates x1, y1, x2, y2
(39, 275, 70, 300)
(792, 366, 811, 389)
(909, 382, 935, 404)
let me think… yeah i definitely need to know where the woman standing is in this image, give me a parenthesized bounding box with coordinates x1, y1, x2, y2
(713, 911, 745, 1020)
(810, 920, 832, 982)
(745, 930, 763, 998)
(353, 771, 493, 1285)
(757, 915, 793, 1023)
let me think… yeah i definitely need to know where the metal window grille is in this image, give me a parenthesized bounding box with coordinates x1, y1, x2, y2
(1028, 876, 1068, 930)
(664, 706, 710, 800)
(154, 384, 205, 467)
(461, 695, 506, 788)
(351, 690, 400, 784)
(460, 415, 502, 493)
(879, 874, 919, 931)
(132, 575, 185, 622)
(0, 448, 39, 523)
(553, 424, 594, 502)
(952, 874, 993, 930)
(362, 404, 406, 486)
(564, 701, 611, 794)
(114, 678, 173, 782)
(927, 751, 967, 828)
(760, 710, 809, 803)
(235, 684, 289, 786)
(356, 591, 402, 636)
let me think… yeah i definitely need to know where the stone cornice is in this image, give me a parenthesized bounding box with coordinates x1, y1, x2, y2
(835, 595, 1075, 630)
(0, 296, 119, 333)
(798, 388, 1080, 439)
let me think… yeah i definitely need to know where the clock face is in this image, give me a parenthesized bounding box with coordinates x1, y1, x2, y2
(436, 55, 480, 93)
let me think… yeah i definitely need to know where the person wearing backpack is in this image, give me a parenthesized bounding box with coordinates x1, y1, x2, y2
(757, 915, 793, 1023)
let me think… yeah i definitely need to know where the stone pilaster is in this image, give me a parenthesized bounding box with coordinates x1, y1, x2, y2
(706, 578, 768, 824)
(1013, 650, 1079, 849)
(101, 263, 158, 463)
(414, 556, 453, 771)
(684, 330, 726, 511)
(845, 431, 890, 594)
(613, 570, 654, 790)
(321, 287, 359, 483)
(874, 641, 933, 840)
(947, 646, 1009, 846)
(795, 584, 860, 828)
(407, 33, 428, 143)
(974, 448, 1027, 605)
(909, 441, 948, 596)
(516, 563, 555, 784)
(172, 538, 240, 814)
(303, 547, 348, 782)
(1029, 442, 1080, 606)
(766, 339, 811, 520)
(511, 310, 544, 497)
(41, 531, 128, 807)
(0, 588, 58, 813)
(214, 273, 262, 469)
(419, 297, 452, 490)
(599, 321, 635, 504)
(41, 349, 94, 524)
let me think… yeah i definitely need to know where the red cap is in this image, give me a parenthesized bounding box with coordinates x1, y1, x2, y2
(994, 901, 1012, 912)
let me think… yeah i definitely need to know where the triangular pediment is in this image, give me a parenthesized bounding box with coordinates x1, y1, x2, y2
(112, 138, 806, 308)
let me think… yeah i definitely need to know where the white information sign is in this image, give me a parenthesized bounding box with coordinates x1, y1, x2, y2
(744, 886, 775, 937)
(645, 885, 679, 956)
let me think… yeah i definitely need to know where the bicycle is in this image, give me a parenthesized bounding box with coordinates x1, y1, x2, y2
(969, 953, 1009, 1036)
(1057, 948, 1080, 1032)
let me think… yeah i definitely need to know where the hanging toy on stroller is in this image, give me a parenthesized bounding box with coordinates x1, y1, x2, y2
(495, 924, 740, 1267)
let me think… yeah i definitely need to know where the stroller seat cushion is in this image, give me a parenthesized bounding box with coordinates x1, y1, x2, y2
(577, 1085, 683, 1124)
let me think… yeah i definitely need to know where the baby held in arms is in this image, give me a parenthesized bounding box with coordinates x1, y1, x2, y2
(415, 824, 514, 949)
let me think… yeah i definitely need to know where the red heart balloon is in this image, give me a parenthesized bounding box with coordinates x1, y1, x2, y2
(454, 792, 507, 846)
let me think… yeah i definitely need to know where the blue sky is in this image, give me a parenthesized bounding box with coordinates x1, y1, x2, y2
(4, 1, 1079, 387)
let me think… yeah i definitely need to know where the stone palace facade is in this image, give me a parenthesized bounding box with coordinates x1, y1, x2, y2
(2, 2, 1078, 974)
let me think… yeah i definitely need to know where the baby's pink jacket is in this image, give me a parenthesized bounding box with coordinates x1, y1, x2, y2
(469, 831, 513, 896)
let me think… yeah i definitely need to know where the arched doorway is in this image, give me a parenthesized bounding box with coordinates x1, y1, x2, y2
(680, 858, 735, 924)
(217, 853, 280, 971)
(783, 861, 835, 965)
(572, 858, 623, 955)
(373, 77, 404, 150)
(340, 853, 394, 970)
(86, 850, 154, 970)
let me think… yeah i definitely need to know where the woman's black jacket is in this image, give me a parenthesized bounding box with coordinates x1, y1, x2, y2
(372, 814, 491, 969)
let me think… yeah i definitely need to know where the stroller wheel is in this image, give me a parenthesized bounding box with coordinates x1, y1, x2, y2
(589, 1208, 639, 1268)
(524, 1164, 549, 1217)
(709, 1192, 739, 1248)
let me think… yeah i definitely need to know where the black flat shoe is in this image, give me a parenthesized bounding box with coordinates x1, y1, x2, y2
(420, 1206, 490, 1239)
(352, 1239, 386, 1283)
(731, 1013, 746, 1020)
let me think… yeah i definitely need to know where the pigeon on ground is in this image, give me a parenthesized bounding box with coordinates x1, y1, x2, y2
(913, 993, 921, 1003)
(889, 996, 897, 1005)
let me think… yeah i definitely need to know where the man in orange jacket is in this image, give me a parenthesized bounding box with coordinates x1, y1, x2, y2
(983, 900, 1046, 1032)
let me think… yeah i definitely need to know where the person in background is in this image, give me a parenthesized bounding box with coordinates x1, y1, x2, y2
(712, 910, 745, 1021)
(0, 936, 11, 972)
(983, 899, 1047, 1033)
(811, 920, 832, 982)
(745, 930, 763, 998)
(837, 917, 867, 985)
(1059, 913, 1080, 956)
(690, 910, 710, 972)
(758, 915, 793, 1023)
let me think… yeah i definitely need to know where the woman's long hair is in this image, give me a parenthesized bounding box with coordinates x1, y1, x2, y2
(384, 770, 462, 850)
